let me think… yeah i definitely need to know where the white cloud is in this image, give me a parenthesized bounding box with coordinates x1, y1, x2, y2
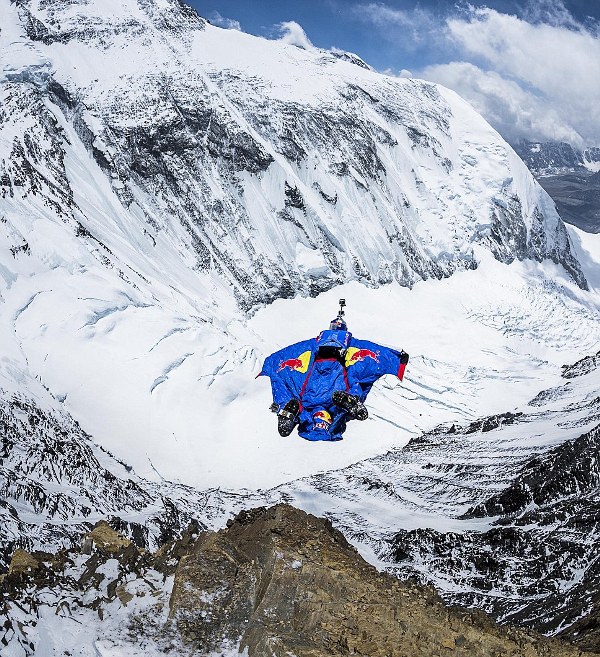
(522, 0, 593, 31)
(436, 5, 600, 146)
(423, 61, 584, 146)
(276, 21, 314, 50)
(209, 11, 241, 31)
(354, 3, 438, 46)
(358, 3, 422, 26)
(356, 1, 600, 147)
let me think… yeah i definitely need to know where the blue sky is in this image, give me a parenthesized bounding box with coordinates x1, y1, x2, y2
(186, 1, 600, 147)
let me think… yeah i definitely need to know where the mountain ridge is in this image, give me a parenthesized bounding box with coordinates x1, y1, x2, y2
(513, 140, 600, 233)
(2, 504, 597, 656)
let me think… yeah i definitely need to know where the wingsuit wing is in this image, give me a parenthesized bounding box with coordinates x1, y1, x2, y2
(258, 338, 316, 407)
(345, 339, 409, 399)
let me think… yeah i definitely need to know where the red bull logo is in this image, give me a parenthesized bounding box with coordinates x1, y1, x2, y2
(313, 410, 332, 424)
(345, 347, 380, 366)
(278, 357, 303, 372)
(313, 409, 332, 431)
(277, 350, 311, 373)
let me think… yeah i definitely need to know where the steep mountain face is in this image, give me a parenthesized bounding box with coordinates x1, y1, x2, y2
(388, 421, 600, 650)
(2, 1, 600, 653)
(1, 0, 586, 318)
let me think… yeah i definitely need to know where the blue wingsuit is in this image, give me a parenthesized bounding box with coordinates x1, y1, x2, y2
(259, 329, 408, 441)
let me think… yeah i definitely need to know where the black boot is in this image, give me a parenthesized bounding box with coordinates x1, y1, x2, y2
(332, 390, 368, 421)
(278, 399, 300, 437)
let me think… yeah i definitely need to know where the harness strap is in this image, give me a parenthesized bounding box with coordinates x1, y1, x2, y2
(298, 355, 316, 411)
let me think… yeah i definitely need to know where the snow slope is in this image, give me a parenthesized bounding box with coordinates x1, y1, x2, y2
(0, 0, 593, 492)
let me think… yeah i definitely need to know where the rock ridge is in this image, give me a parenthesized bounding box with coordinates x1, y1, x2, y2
(170, 504, 593, 656)
(2, 504, 597, 655)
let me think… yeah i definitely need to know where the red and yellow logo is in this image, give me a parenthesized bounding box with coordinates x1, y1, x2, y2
(277, 350, 311, 373)
(345, 347, 380, 366)
(313, 410, 332, 424)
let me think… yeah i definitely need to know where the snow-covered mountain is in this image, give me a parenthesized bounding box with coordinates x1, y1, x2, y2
(2, 0, 600, 653)
(0, 0, 589, 483)
(514, 140, 600, 176)
(514, 140, 600, 233)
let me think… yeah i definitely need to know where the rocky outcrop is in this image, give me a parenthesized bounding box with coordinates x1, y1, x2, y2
(170, 504, 593, 656)
(2, 505, 596, 656)
(0, 518, 202, 656)
(0, 393, 214, 570)
(562, 349, 600, 379)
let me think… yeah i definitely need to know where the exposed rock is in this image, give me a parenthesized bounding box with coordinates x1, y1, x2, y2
(1, 504, 598, 655)
(465, 424, 600, 518)
(514, 140, 595, 175)
(0, 393, 213, 572)
(0, 517, 203, 655)
(562, 604, 600, 653)
(87, 521, 133, 554)
(562, 350, 600, 379)
(170, 504, 593, 656)
(388, 422, 600, 651)
(8, 549, 39, 575)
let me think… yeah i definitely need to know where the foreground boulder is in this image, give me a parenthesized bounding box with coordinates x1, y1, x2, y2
(170, 504, 594, 656)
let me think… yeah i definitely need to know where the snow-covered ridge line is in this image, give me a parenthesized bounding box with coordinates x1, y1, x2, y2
(514, 140, 600, 176)
(1, 0, 587, 310)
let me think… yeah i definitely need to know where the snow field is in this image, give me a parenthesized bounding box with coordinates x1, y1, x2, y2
(9, 247, 599, 491)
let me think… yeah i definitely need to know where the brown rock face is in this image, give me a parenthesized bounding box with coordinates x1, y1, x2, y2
(87, 520, 133, 553)
(170, 504, 594, 657)
(8, 549, 39, 575)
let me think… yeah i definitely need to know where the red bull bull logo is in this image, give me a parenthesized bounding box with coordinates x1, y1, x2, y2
(277, 350, 311, 373)
(313, 409, 332, 431)
(345, 347, 380, 366)
(313, 410, 332, 424)
(278, 357, 303, 372)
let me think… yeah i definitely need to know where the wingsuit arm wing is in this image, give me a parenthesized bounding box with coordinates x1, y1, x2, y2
(257, 339, 316, 408)
(398, 350, 409, 380)
(345, 339, 409, 399)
